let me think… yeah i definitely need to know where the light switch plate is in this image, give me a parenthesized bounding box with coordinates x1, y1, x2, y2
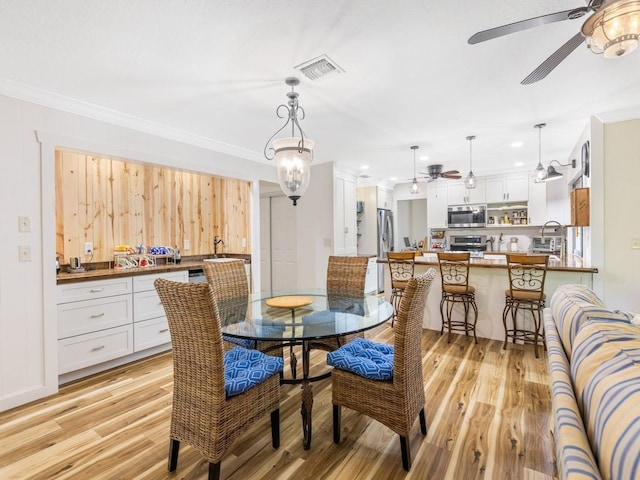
(18, 216, 31, 233)
(632, 238, 640, 250)
(18, 245, 31, 262)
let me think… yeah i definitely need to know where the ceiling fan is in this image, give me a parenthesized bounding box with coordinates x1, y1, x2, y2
(468, 0, 638, 84)
(420, 164, 461, 182)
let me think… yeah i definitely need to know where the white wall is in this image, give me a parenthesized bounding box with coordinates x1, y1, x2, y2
(0, 94, 277, 411)
(599, 118, 640, 312)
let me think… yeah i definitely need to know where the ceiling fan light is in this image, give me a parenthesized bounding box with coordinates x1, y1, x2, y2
(273, 137, 314, 206)
(582, 0, 640, 58)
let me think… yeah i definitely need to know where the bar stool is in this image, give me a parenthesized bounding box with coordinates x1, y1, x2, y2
(387, 251, 416, 327)
(502, 254, 549, 358)
(437, 252, 478, 343)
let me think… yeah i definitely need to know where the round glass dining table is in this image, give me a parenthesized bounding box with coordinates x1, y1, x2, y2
(219, 289, 394, 449)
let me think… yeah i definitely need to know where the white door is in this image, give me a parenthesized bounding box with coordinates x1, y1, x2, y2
(259, 197, 271, 292)
(270, 195, 298, 291)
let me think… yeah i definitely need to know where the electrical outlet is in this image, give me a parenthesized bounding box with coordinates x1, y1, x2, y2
(242, 238, 247, 248)
(18, 245, 31, 262)
(632, 238, 640, 250)
(184, 239, 190, 250)
(84, 242, 93, 255)
(18, 216, 31, 233)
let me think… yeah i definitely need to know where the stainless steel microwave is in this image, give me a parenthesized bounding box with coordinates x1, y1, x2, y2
(447, 205, 486, 228)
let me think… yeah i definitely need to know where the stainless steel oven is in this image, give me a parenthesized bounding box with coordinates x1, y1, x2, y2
(449, 235, 487, 252)
(447, 205, 486, 228)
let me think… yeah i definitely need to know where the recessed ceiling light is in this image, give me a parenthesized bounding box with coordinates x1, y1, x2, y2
(419, 155, 429, 161)
(511, 141, 524, 148)
(390, 176, 398, 181)
(514, 162, 524, 167)
(361, 165, 369, 170)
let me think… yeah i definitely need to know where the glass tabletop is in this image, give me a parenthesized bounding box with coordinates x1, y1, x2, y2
(219, 289, 393, 342)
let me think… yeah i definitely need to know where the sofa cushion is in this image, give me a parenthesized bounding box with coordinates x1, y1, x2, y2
(571, 320, 640, 480)
(550, 285, 630, 359)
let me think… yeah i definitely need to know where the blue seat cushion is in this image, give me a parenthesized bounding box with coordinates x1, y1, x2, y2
(222, 334, 255, 349)
(224, 347, 284, 397)
(327, 337, 394, 381)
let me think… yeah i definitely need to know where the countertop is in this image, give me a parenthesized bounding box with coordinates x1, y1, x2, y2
(377, 251, 597, 273)
(56, 254, 251, 284)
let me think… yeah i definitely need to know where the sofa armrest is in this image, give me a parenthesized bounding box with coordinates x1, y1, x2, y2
(544, 308, 602, 480)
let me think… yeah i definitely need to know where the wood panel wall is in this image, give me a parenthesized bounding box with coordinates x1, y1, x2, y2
(55, 149, 251, 263)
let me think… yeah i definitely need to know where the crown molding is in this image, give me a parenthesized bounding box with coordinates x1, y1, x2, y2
(0, 77, 264, 163)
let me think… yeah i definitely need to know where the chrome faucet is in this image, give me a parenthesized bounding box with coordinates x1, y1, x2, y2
(213, 236, 225, 258)
(541, 220, 565, 260)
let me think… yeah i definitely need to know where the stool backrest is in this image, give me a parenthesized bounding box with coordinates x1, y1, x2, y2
(505, 254, 549, 300)
(437, 252, 471, 288)
(387, 251, 416, 285)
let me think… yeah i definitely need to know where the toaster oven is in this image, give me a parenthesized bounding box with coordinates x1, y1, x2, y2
(531, 236, 561, 253)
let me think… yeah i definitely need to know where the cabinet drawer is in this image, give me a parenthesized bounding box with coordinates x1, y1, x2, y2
(133, 270, 189, 293)
(57, 277, 132, 303)
(134, 317, 171, 352)
(58, 325, 133, 374)
(134, 289, 165, 322)
(58, 295, 133, 339)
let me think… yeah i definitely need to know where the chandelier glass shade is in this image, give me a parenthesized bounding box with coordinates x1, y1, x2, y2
(264, 77, 313, 206)
(273, 137, 314, 204)
(464, 135, 477, 189)
(582, 0, 640, 58)
(533, 123, 547, 183)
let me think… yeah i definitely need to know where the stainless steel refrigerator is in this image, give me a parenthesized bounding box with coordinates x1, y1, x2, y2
(377, 208, 394, 293)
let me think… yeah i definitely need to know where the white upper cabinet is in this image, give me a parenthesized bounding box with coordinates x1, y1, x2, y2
(427, 183, 448, 229)
(377, 188, 393, 209)
(485, 175, 529, 203)
(447, 179, 486, 205)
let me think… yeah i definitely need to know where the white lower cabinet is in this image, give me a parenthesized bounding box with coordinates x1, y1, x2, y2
(132, 270, 188, 352)
(57, 269, 188, 376)
(364, 257, 377, 294)
(58, 325, 133, 374)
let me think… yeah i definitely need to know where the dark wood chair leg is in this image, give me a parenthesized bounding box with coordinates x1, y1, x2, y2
(168, 438, 180, 472)
(271, 408, 280, 449)
(333, 404, 341, 443)
(208, 462, 221, 480)
(419, 408, 428, 435)
(399, 435, 411, 471)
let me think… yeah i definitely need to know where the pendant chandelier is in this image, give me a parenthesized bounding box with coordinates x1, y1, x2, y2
(264, 77, 314, 206)
(533, 123, 547, 183)
(409, 145, 420, 194)
(464, 135, 477, 189)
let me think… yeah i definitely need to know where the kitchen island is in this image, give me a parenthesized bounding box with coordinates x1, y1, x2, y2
(379, 253, 597, 341)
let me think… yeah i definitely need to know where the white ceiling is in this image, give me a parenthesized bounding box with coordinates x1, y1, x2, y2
(1, 0, 639, 186)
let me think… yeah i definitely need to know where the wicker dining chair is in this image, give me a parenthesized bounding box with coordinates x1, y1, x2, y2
(309, 255, 369, 352)
(154, 278, 282, 480)
(329, 268, 436, 471)
(204, 260, 283, 357)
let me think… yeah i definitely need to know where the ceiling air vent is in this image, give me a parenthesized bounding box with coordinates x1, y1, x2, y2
(294, 54, 344, 81)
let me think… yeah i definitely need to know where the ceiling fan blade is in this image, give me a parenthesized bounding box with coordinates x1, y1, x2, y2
(521, 32, 585, 85)
(442, 174, 462, 179)
(441, 170, 460, 175)
(468, 9, 579, 44)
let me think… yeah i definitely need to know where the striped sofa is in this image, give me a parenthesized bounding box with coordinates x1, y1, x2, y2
(544, 284, 640, 480)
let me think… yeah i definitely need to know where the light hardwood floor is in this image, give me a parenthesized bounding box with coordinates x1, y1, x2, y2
(0, 326, 556, 479)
